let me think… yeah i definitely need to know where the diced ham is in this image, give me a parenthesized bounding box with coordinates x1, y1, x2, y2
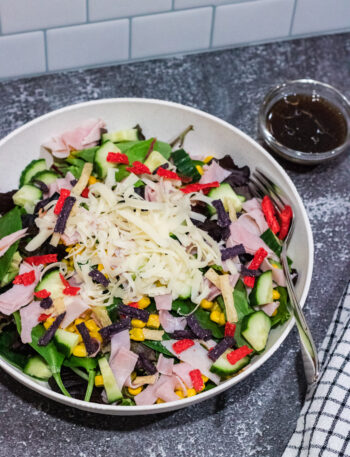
(261, 258, 286, 287)
(19, 301, 42, 343)
(42, 118, 106, 159)
(60, 295, 89, 328)
(47, 171, 75, 197)
(0, 262, 41, 315)
(174, 374, 188, 397)
(242, 198, 261, 212)
(155, 293, 172, 311)
(154, 375, 179, 402)
(199, 161, 231, 184)
(0, 228, 28, 257)
(159, 310, 186, 333)
(227, 221, 272, 256)
(156, 354, 174, 375)
(260, 301, 280, 317)
(109, 346, 138, 390)
(110, 329, 130, 361)
(172, 362, 194, 388)
(134, 374, 167, 406)
(162, 340, 220, 384)
(144, 185, 157, 202)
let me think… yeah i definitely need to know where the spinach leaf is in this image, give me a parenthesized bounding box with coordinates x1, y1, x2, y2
(270, 286, 290, 327)
(107, 297, 123, 322)
(74, 146, 99, 163)
(66, 156, 86, 179)
(0, 207, 22, 283)
(155, 141, 172, 159)
(117, 139, 171, 160)
(234, 320, 251, 349)
(143, 332, 173, 357)
(233, 279, 254, 320)
(0, 328, 28, 370)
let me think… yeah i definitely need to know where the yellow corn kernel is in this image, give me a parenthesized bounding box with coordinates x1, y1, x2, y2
(202, 375, 209, 383)
(94, 375, 104, 387)
(203, 155, 214, 164)
(210, 310, 222, 324)
(272, 264, 279, 269)
(85, 319, 99, 332)
(128, 386, 143, 396)
(218, 312, 226, 326)
(65, 246, 73, 253)
(138, 297, 151, 309)
(196, 165, 204, 175)
(175, 389, 185, 399)
(129, 328, 145, 341)
(187, 388, 196, 397)
(200, 299, 213, 310)
(272, 289, 281, 300)
(97, 264, 104, 272)
(212, 303, 221, 313)
(131, 318, 146, 329)
(73, 343, 87, 357)
(43, 317, 55, 330)
(271, 309, 278, 317)
(74, 318, 85, 326)
(90, 330, 103, 343)
(88, 176, 98, 186)
(156, 398, 164, 404)
(66, 323, 76, 333)
(147, 314, 160, 329)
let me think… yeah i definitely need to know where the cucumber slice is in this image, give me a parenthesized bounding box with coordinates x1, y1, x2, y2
(54, 329, 80, 357)
(210, 349, 250, 377)
(94, 141, 121, 179)
(19, 158, 47, 187)
(102, 129, 138, 143)
(241, 311, 271, 352)
(208, 183, 243, 213)
(144, 150, 169, 172)
(260, 228, 282, 256)
(31, 170, 58, 186)
(24, 355, 52, 381)
(13, 184, 42, 214)
(249, 271, 273, 306)
(98, 356, 123, 403)
(35, 269, 64, 300)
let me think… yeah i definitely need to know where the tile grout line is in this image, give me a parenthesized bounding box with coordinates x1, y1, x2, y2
(43, 30, 49, 72)
(289, 0, 298, 36)
(209, 6, 216, 48)
(128, 18, 132, 59)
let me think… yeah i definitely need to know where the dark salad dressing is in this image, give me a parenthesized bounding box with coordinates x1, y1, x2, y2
(266, 94, 347, 153)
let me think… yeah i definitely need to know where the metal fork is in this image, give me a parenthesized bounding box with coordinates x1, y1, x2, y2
(249, 168, 320, 385)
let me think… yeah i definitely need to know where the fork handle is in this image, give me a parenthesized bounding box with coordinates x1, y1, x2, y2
(281, 253, 320, 385)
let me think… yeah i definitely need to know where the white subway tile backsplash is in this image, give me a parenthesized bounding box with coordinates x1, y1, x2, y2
(174, 0, 241, 9)
(212, 0, 295, 47)
(292, 0, 350, 35)
(0, 0, 86, 34)
(47, 20, 129, 71)
(132, 8, 212, 58)
(0, 31, 45, 78)
(89, 0, 172, 22)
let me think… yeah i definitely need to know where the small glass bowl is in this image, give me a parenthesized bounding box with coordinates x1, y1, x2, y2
(258, 79, 350, 165)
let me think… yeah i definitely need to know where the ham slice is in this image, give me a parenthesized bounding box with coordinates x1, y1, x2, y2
(47, 171, 75, 197)
(60, 296, 89, 328)
(19, 300, 42, 343)
(0, 262, 41, 315)
(162, 340, 220, 384)
(172, 362, 194, 388)
(154, 375, 178, 402)
(199, 161, 231, 184)
(0, 228, 27, 257)
(242, 198, 261, 212)
(134, 374, 167, 406)
(227, 221, 272, 256)
(261, 258, 286, 287)
(155, 294, 172, 311)
(156, 354, 174, 375)
(159, 310, 186, 333)
(260, 301, 280, 317)
(110, 329, 130, 361)
(42, 118, 106, 159)
(109, 346, 138, 390)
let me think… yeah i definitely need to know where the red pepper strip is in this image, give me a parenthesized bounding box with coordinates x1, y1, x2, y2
(13, 270, 36, 286)
(278, 205, 293, 240)
(128, 302, 139, 308)
(81, 187, 89, 198)
(189, 369, 204, 392)
(25, 254, 58, 265)
(224, 322, 236, 337)
(243, 247, 268, 288)
(34, 289, 51, 299)
(38, 313, 51, 322)
(106, 152, 129, 164)
(63, 286, 80, 296)
(156, 167, 180, 180)
(180, 181, 220, 194)
(261, 196, 280, 234)
(59, 273, 70, 288)
(54, 188, 71, 215)
(126, 161, 151, 175)
(227, 345, 253, 365)
(172, 339, 195, 354)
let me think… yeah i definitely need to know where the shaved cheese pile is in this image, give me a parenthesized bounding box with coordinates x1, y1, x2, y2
(53, 173, 224, 306)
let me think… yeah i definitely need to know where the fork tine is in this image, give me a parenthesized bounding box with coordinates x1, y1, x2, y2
(249, 177, 266, 199)
(254, 168, 287, 209)
(252, 173, 284, 212)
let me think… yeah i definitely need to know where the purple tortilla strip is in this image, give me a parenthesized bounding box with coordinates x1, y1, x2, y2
(76, 321, 100, 356)
(221, 244, 246, 261)
(99, 317, 131, 341)
(54, 196, 76, 234)
(38, 312, 66, 346)
(118, 304, 149, 323)
(88, 269, 110, 288)
(137, 353, 157, 375)
(208, 336, 235, 361)
(212, 200, 231, 228)
(169, 329, 196, 340)
(186, 314, 212, 341)
(40, 297, 53, 309)
(241, 265, 260, 277)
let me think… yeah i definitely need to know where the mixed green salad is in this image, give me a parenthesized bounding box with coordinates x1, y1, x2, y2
(0, 119, 295, 405)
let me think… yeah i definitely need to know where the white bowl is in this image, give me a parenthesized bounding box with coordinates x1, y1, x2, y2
(0, 98, 313, 415)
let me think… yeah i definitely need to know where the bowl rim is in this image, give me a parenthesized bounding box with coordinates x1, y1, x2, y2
(258, 78, 350, 163)
(0, 97, 314, 415)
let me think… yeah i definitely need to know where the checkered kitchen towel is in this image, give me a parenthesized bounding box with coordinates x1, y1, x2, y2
(283, 282, 350, 457)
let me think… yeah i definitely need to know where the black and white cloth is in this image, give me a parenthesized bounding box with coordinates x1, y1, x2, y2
(283, 283, 350, 457)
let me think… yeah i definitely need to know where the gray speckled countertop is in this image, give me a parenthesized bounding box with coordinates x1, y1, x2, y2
(0, 33, 349, 457)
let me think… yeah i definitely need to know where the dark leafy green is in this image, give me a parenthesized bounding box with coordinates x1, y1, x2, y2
(0, 328, 28, 370)
(74, 146, 99, 163)
(233, 279, 254, 320)
(0, 207, 22, 284)
(270, 286, 291, 327)
(66, 156, 86, 179)
(143, 332, 173, 357)
(171, 149, 201, 182)
(107, 297, 123, 322)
